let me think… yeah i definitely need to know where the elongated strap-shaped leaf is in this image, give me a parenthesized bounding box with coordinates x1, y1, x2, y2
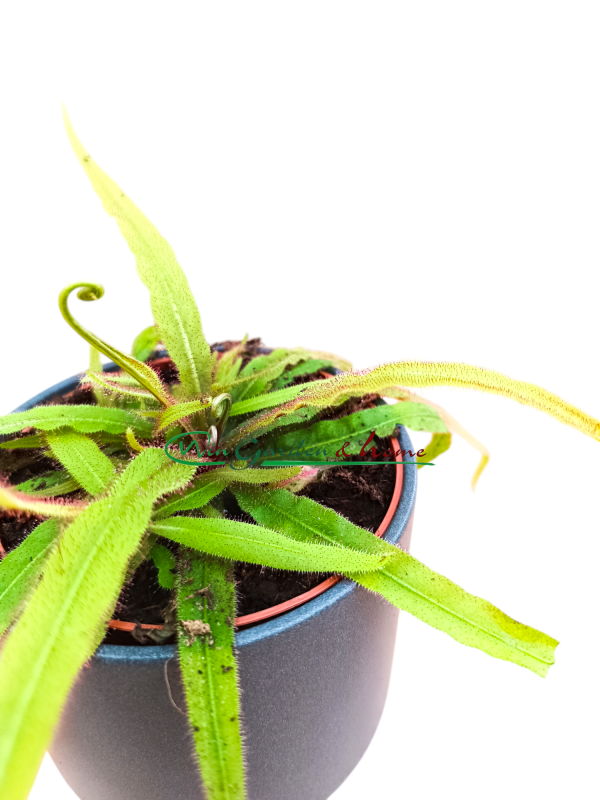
(149, 543, 176, 589)
(269, 402, 447, 457)
(229, 382, 317, 417)
(0, 486, 84, 519)
(177, 549, 245, 800)
(153, 465, 302, 520)
(233, 486, 557, 677)
(0, 449, 194, 800)
(0, 406, 154, 437)
(0, 434, 44, 450)
(233, 361, 600, 446)
(152, 517, 390, 573)
(63, 108, 213, 400)
(226, 349, 316, 401)
(46, 431, 114, 496)
(88, 346, 108, 407)
(417, 433, 452, 469)
(13, 471, 80, 498)
(0, 520, 60, 637)
(83, 371, 158, 402)
(157, 399, 211, 432)
(132, 325, 162, 362)
(271, 359, 333, 390)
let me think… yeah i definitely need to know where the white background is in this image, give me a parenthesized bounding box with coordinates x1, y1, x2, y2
(1, 3, 599, 799)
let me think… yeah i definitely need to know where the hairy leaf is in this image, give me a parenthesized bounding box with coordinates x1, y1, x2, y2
(234, 486, 557, 677)
(153, 465, 301, 520)
(83, 371, 158, 402)
(229, 383, 315, 418)
(227, 349, 313, 401)
(0, 435, 44, 450)
(177, 550, 245, 800)
(213, 336, 248, 387)
(233, 361, 600, 448)
(132, 325, 162, 362)
(0, 449, 193, 800)
(271, 359, 333, 389)
(12, 471, 80, 498)
(63, 108, 213, 400)
(152, 517, 390, 573)
(149, 543, 176, 589)
(157, 399, 211, 432)
(269, 403, 447, 458)
(46, 431, 114, 496)
(0, 406, 154, 437)
(0, 486, 83, 519)
(0, 520, 60, 637)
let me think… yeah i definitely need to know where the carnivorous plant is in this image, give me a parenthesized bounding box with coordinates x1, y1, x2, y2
(0, 109, 599, 800)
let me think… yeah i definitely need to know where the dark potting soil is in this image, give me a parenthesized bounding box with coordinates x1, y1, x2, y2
(0, 343, 398, 644)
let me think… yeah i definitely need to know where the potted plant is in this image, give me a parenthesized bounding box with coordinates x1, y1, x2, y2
(0, 110, 598, 800)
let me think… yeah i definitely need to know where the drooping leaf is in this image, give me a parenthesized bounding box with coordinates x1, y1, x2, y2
(63, 108, 213, 400)
(148, 543, 176, 589)
(0, 406, 154, 437)
(152, 516, 391, 573)
(0, 449, 194, 800)
(382, 390, 490, 488)
(234, 486, 558, 677)
(132, 325, 162, 362)
(232, 361, 600, 448)
(0, 519, 60, 637)
(177, 549, 245, 800)
(45, 430, 115, 496)
(12, 471, 80, 498)
(417, 432, 452, 469)
(268, 402, 447, 458)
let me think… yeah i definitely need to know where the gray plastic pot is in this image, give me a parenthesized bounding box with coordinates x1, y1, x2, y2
(13, 369, 418, 800)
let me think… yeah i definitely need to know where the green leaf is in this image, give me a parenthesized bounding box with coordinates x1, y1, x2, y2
(46, 431, 115, 496)
(177, 550, 245, 800)
(0, 520, 60, 637)
(271, 359, 333, 390)
(12, 471, 80, 498)
(152, 517, 391, 573)
(83, 371, 158, 402)
(269, 402, 447, 457)
(0, 486, 83, 520)
(417, 432, 452, 468)
(0, 435, 44, 450)
(157, 399, 211, 432)
(0, 449, 194, 800)
(149, 543, 176, 589)
(153, 465, 302, 520)
(229, 383, 314, 418)
(234, 486, 558, 677)
(227, 349, 313, 402)
(213, 336, 248, 387)
(63, 108, 213, 400)
(132, 325, 162, 362)
(0, 406, 154, 437)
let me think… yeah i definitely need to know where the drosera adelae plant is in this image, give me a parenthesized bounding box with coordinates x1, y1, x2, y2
(0, 107, 599, 800)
